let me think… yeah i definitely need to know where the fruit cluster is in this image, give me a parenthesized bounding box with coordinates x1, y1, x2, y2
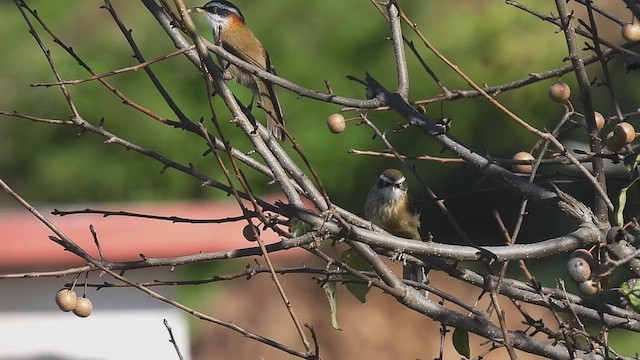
(55, 289, 93, 318)
(513, 79, 638, 174)
(605, 122, 636, 152)
(566, 249, 601, 296)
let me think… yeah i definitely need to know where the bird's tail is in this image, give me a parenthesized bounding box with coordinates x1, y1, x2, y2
(256, 78, 285, 141)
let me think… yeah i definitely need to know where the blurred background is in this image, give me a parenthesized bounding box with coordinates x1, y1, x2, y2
(1, 0, 640, 358)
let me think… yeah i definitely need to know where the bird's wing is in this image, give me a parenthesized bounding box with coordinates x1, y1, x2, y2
(219, 45, 263, 70)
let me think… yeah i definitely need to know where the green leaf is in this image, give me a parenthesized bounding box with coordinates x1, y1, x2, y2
(616, 177, 640, 226)
(452, 327, 471, 358)
(289, 220, 312, 237)
(619, 278, 640, 313)
(321, 282, 342, 330)
(340, 248, 373, 304)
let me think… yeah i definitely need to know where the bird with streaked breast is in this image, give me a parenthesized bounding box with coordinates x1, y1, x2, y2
(190, 1, 285, 141)
(364, 169, 427, 295)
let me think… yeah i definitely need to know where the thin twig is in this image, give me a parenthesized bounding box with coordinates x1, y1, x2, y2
(163, 319, 184, 360)
(487, 277, 518, 360)
(0, 110, 75, 125)
(31, 46, 193, 87)
(52, 208, 254, 224)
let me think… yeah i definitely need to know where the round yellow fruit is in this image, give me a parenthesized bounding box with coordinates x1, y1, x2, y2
(548, 81, 571, 103)
(613, 122, 636, 145)
(622, 23, 640, 42)
(512, 152, 535, 174)
(327, 113, 346, 134)
(593, 112, 605, 131)
(73, 297, 93, 318)
(605, 131, 624, 152)
(55, 289, 78, 312)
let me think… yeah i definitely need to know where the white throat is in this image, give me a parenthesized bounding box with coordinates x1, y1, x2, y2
(380, 186, 405, 203)
(204, 13, 230, 39)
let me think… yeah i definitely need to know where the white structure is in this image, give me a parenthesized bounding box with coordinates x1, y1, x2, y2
(0, 270, 190, 360)
(0, 200, 283, 360)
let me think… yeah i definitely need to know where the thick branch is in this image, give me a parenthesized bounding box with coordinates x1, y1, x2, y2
(387, 0, 409, 98)
(554, 0, 609, 223)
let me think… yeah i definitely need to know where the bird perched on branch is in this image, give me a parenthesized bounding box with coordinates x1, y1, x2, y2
(364, 169, 427, 295)
(190, 1, 285, 140)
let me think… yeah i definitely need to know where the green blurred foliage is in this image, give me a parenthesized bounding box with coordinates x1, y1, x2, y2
(0, 1, 566, 208)
(1, 1, 637, 236)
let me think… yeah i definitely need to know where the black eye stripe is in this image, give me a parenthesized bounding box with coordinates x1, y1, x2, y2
(213, 6, 230, 15)
(377, 179, 403, 188)
(203, 1, 245, 21)
(213, 6, 235, 17)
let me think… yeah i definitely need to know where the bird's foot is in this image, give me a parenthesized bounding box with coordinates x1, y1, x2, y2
(221, 67, 234, 81)
(391, 252, 408, 265)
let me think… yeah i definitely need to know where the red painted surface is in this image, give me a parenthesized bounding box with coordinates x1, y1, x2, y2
(0, 200, 292, 271)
